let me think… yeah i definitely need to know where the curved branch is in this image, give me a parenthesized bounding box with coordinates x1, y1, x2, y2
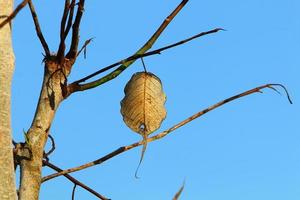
(0, 0, 29, 29)
(42, 84, 292, 182)
(67, 0, 189, 94)
(71, 184, 77, 200)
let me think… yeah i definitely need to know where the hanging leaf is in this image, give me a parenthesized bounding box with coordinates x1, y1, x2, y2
(120, 71, 167, 176)
(121, 72, 167, 134)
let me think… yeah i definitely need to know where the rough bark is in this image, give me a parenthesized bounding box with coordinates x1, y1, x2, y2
(18, 58, 72, 200)
(0, 0, 18, 199)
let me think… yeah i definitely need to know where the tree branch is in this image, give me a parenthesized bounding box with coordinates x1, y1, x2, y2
(0, 0, 29, 29)
(42, 84, 292, 182)
(66, 0, 85, 59)
(71, 184, 77, 200)
(28, 0, 50, 56)
(43, 134, 56, 160)
(67, 0, 189, 94)
(43, 160, 110, 200)
(57, 0, 70, 61)
(173, 181, 185, 200)
(68, 28, 222, 94)
(76, 37, 94, 58)
(64, 0, 76, 40)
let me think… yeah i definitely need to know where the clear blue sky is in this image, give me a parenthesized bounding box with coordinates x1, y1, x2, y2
(11, 0, 299, 199)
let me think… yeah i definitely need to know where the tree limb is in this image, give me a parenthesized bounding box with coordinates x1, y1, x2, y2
(28, 0, 50, 56)
(0, 0, 29, 29)
(64, 0, 76, 39)
(42, 84, 292, 182)
(43, 160, 110, 200)
(67, 0, 189, 94)
(68, 28, 222, 94)
(66, 0, 85, 59)
(57, 0, 70, 61)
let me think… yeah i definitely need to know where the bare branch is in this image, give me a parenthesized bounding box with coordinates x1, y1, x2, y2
(0, 0, 29, 29)
(77, 38, 94, 58)
(57, 0, 71, 61)
(42, 84, 292, 182)
(173, 182, 185, 200)
(43, 160, 110, 200)
(64, 0, 76, 39)
(28, 0, 50, 56)
(68, 28, 222, 94)
(44, 134, 56, 159)
(66, 0, 85, 59)
(71, 184, 77, 200)
(67, 0, 189, 94)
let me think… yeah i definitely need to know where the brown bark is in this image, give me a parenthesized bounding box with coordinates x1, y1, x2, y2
(18, 58, 72, 200)
(0, 0, 18, 199)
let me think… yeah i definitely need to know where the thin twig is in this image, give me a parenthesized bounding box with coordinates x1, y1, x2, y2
(43, 160, 110, 200)
(173, 181, 185, 200)
(42, 84, 292, 182)
(66, 0, 85, 59)
(67, 0, 189, 93)
(71, 184, 77, 200)
(76, 38, 94, 58)
(0, 0, 29, 29)
(70, 28, 222, 88)
(44, 134, 56, 158)
(28, 0, 50, 56)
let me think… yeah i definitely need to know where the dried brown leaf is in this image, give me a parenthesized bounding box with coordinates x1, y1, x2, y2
(121, 72, 167, 135)
(120, 72, 167, 176)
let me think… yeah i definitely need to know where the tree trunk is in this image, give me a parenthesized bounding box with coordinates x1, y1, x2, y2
(0, 0, 18, 199)
(18, 58, 72, 200)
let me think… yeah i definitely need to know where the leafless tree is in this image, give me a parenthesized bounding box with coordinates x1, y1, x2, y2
(0, 0, 291, 199)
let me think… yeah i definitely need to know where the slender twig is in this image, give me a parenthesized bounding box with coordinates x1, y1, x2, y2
(43, 160, 110, 200)
(28, 0, 50, 56)
(77, 38, 94, 58)
(0, 0, 29, 29)
(42, 84, 292, 182)
(66, 0, 85, 59)
(69, 28, 222, 92)
(173, 181, 185, 200)
(71, 184, 77, 200)
(44, 134, 55, 158)
(67, 0, 189, 93)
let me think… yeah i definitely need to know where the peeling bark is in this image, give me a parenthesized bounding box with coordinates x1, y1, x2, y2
(0, 0, 18, 199)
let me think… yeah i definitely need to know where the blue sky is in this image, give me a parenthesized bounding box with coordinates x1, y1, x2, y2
(11, 0, 299, 199)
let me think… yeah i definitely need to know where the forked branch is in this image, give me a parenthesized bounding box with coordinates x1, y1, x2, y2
(0, 0, 29, 29)
(42, 84, 292, 182)
(67, 0, 190, 94)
